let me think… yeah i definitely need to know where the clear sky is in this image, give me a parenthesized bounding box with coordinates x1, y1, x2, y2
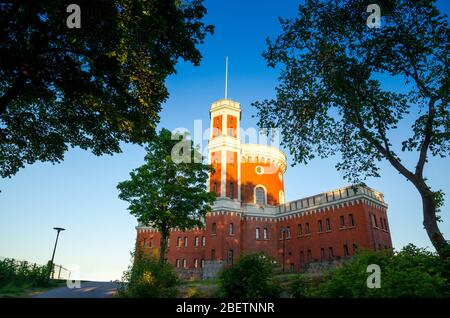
(1, 0, 449, 281)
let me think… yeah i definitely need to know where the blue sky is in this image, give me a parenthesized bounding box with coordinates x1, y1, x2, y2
(1, 0, 449, 281)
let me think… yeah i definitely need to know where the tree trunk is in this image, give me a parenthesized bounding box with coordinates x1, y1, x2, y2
(159, 230, 169, 264)
(416, 183, 449, 258)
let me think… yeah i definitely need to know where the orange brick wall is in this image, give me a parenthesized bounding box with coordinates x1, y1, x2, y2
(209, 151, 221, 196)
(241, 162, 284, 205)
(226, 115, 237, 137)
(226, 151, 238, 199)
(212, 115, 222, 138)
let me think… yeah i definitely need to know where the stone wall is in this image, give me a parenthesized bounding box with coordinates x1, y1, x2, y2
(202, 260, 225, 280)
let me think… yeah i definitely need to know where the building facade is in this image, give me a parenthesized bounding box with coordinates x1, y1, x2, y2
(136, 98, 392, 274)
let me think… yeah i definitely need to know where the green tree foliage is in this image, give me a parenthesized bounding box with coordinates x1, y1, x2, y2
(0, 258, 50, 289)
(118, 248, 179, 298)
(254, 0, 450, 257)
(0, 0, 213, 178)
(290, 245, 450, 298)
(218, 252, 281, 298)
(117, 128, 216, 263)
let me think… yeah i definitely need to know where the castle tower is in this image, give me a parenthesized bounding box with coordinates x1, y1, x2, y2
(208, 98, 241, 203)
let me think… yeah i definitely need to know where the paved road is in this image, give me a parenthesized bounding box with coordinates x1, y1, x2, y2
(33, 281, 118, 298)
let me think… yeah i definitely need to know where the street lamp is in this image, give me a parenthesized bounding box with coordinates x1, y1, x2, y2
(281, 227, 287, 273)
(48, 227, 65, 281)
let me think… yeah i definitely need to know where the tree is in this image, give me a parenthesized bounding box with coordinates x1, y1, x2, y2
(218, 252, 281, 298)
(117, 248, 179, 298)
(296, 245, 449, 298)
(253, 0, 449, 257)
(117, 128, 216, 263)
(0, 0, 213, 178)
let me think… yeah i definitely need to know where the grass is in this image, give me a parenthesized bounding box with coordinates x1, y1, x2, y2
(0, 280, 67, 298)
(179, 279, 220, 298)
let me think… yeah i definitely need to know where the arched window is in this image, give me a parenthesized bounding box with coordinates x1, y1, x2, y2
(279, 190, 285, 204)
(255, 186, 266, 205)
(228, 223, 234, 235)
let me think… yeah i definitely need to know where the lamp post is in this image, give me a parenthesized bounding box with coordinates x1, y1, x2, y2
(48, 227, 65, 281)
(281, 227, 287, 273)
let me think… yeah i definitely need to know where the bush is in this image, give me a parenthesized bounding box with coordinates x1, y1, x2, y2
(0, 258, 50, 289)
(218, 252, 281, 298)
(118, 249, 179, 298)
(296, 244, 450, 298)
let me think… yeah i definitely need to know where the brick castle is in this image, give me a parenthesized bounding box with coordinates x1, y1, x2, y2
(136, 98, 392, 276)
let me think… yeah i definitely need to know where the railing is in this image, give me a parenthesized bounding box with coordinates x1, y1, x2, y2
(0, 256, 71, 281)
(279, 185, 386, 213)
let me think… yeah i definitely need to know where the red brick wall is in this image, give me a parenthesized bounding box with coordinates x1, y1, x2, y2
(135, 201, 392, 271)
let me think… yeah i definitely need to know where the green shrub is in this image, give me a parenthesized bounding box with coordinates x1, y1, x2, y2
(118, 249, 179, 298)
(218, 252, 281, 298)
(301, 244, 449, 298)
(0, 258, 50, 289)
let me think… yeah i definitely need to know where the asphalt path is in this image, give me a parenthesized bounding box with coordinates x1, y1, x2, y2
(33, 281, 118, 298)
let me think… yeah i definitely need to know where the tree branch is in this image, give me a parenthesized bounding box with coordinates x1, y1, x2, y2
(0, 71, 28, 115)
(415, 97, 436, 177)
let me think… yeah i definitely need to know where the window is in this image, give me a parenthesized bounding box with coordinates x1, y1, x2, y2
(353, 243, 358, 253)
(255, 186, 266, 205)
(176, 259, 181, 268)
(227, 249, 234, 265)
(349, 214, 355, 227)
(229, 182, 234, 199)
(305, 222, 310, 235)
(255, 166, 264, 175)
(256, 227, 260, 240)
(142, 238, 147, 247)
(177, 237, 182, 247)
(281, 227, 290, 239)
(213, 182, 218, 194)
(194, 236, 199, 247)
(300, 251, 305, 268)
(328, 247, 334, 259)
(202, 236, 206, 246)
(307, 249, 312, 262)
(201, 259, 205, 268)
(320, 248, 325, 261)
(211, 222, 217, 235)
(149, 239, 154, 248)
(344, 244, 349, 257)
(183, 259, 187, 268)
(371, 214, 378, 228)
(279, 191, 285, 204)
(298, 224, 303, 236)
(263, 227, 268, 240)
(194, 258, 199, 268)
(228, 223, 234, 235)
(380, 217, 384, 229)
(184, 237, 188, 247)
(211, 249, 216, 260)
(318, 220, 323, 233)
(340, 215, 345, 228)
(384, 218, 388, 231)
(326, 218, 331, 231)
